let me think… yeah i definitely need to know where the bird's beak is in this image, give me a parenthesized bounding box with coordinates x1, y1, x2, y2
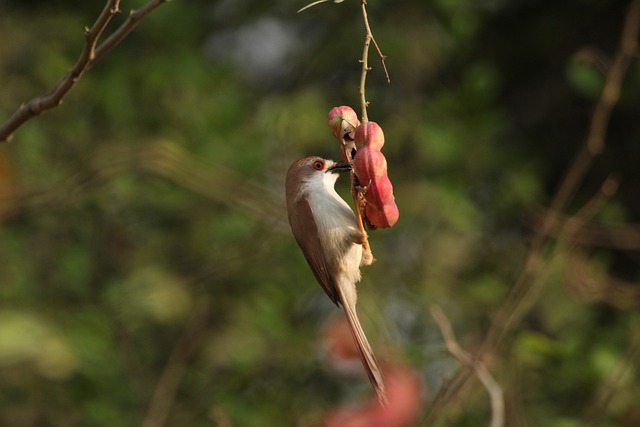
(326, 160, 352, 174)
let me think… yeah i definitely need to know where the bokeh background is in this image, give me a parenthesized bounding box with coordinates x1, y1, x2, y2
(1, 0, 639, 426)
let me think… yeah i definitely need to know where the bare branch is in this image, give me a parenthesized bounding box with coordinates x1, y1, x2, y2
(411, 4, 639, 423)
(583, 330, 640, 426)
(297, 0, 345, 14)
(565, 249, 640, 310)
(359, 0, 390, 123)
(0, 0, 170, 144)
(482, 0, 640, 352)
(359, 20, 372, 122)
(93, 0, 170, 63)
(430, 305, 504, 427)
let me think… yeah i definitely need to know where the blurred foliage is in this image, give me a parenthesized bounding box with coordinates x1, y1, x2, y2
(1, 0, 640, 426)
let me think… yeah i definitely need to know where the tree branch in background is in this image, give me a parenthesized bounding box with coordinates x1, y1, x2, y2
(430, 305, 504, 427)
(0, 0, 170, 144)
(297, 0, 345, 14)
(426, 2, 640, 420)
(583, 330, 640, 426)
(358, 0, 390, 122)
(483, 0, 640, 352)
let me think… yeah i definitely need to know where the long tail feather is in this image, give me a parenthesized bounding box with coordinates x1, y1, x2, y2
(335, 282, 387, 405)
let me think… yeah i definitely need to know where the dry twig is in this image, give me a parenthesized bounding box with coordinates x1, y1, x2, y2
(430, 305, 504, 427)
(358, 0, 390, 122)
(0, 0, 170, 144)
(583, 330, 640, 426)
(425, 2, 640, 420)
(483, 0, 640, 352)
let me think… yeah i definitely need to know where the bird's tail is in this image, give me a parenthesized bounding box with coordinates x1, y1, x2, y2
(335, 281, 387, 405)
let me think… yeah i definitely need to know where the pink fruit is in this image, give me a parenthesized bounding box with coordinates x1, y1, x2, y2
(365, 198, 399, 229)
(353, 147, 387, 183)
(328, 113, 399, 229)
(353, 147, 398, 228)
(327, 106, 359, 141)
(368, 173, 394, 206)
(354, 121, 385, 150)
(328, 106, 360, 163)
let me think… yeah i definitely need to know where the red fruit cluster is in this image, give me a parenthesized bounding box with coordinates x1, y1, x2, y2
(327, 107, 399, 229)
(353, 122, 399, 228)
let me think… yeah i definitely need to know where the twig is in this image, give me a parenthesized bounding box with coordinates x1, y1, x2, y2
(359, 0, 390, 123)
(583, 330, 640, 426)
(499, 176, 618, 338)
(0, 0, 170, 144)
(359, 19, 372, 122)
(482, 0, 640, 353)
(433, 4, 640, 421)
(565, 248, 640, 310)
(0, 0, 121, 143)
(423, 368, 473, 425)
(297, 0, 345, 14)
(93, 0, 170, 63)
(412, 4, 638, 422)
(430, 305, 504, 427)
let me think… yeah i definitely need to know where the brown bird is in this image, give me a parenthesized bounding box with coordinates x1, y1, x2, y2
(285, 156, 386, 404)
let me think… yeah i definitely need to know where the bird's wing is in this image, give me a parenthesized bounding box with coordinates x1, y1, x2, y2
(289, 198, 339, 305)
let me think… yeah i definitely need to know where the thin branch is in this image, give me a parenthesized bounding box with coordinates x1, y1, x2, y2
(369, 33, 390, 83)
(565, 249, 640, 310)
(0, 0, 170, 144)
(430, 305, 504, 427)
(297, 0, 345, 14)
(499, 176, 619, 338)
(583, 330, 640, 426)
(360, 1, 390, 84)
(0, 0, 121, 143)
(522, 0, 638, 199)
(423, 367, 473, 425)
(359, 22, 372, 122)
(359, 0, 390, 123)
(93, 0, 170, 63)
(414, 4, 638, 423)
(538, 0, 639, 230)
(482, 0, 640, 352)
(432, 5, 639, 415)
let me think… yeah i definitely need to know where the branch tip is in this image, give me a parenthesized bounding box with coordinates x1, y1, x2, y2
(297, 0, 334, 14)
(0, 0, 170, 143)
(358, 0, 390, 119)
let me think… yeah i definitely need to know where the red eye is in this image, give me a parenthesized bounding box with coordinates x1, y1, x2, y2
(312, 160, 324, 170)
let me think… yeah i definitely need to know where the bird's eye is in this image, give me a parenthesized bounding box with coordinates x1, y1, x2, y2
(312, 160, 324, 170)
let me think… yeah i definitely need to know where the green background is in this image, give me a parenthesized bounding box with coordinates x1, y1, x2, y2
(1, 0, 639, 425)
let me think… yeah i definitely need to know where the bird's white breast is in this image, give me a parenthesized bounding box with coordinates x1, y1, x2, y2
(302, 176, 362, 284)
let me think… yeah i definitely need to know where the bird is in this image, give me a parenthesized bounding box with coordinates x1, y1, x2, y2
(285, 156, 386, 404)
